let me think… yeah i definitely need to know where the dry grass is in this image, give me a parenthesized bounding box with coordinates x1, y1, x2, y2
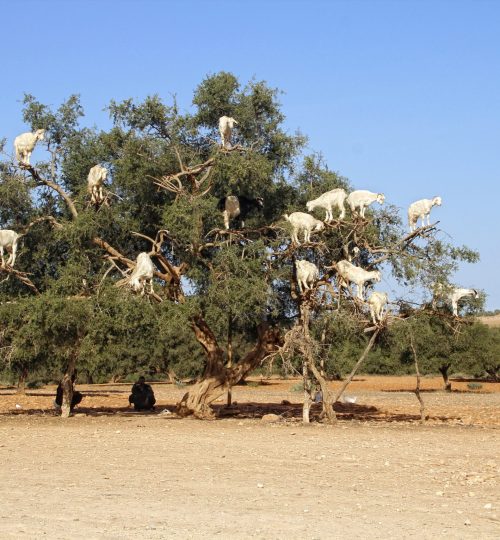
(478, 314, 500, 327)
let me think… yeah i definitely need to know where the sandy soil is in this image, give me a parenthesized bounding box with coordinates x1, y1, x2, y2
(0, 377, 498, 539)
(478, 314, 500, 327)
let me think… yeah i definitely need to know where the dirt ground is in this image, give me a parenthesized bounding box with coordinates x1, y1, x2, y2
(0, 376, 499, 539)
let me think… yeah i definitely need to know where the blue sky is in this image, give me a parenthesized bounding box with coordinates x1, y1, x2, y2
(1, 0, 499, 308)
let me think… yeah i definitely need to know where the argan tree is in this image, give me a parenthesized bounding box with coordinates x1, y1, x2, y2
(0, 72, 483, 419)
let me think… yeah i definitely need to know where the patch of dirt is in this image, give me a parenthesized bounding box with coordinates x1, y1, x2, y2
(478, 314, 500, 327)
(0, 377, 498, 538)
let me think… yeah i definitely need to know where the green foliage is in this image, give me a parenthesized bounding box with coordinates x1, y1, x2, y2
(0, 71, 488, 389)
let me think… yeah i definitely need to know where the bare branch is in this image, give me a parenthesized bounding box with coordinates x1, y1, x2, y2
(20, 163, 78, 219)
(0, 266, 39, 294)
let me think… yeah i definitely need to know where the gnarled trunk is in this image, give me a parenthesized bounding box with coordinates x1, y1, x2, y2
(16, 368, 28, 395)
(60, 356, 77, 418)
(439, 364, 451, 392)
(60, 372, 74, 418)
(176, 316, 282, 419)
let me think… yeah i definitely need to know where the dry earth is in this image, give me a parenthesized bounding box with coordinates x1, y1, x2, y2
(0, 376, 498, 539)
(478, 314, 500, 328)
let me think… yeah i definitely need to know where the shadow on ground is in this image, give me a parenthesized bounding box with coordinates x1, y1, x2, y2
(0, 401, 455, 423)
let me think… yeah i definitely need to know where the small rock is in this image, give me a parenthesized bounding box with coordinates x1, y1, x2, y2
(484, 503, 492, 510)
(261, 414, 281, 423)
(436, 491, 444, 496)
(281, 400, 291, 405)
(464, 519, 471, 526)
(257, 483, 264, 488)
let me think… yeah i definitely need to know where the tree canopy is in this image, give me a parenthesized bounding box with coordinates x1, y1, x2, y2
(0, 72, 491, 418)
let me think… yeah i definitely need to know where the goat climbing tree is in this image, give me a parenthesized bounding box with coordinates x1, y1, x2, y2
(0, 72, 485, 419)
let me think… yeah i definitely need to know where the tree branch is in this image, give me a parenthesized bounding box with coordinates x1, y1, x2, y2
(21, 164, 78, 219)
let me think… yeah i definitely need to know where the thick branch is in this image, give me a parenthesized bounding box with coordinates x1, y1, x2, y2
(0, 267, 40, 294)
(331, 329, 380, 404)
(190, 315, 226, 378)
(22, 164, 78, 219)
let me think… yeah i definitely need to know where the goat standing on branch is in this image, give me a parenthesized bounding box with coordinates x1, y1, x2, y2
(306, 188, 347, 222)
(408, 196, 442, 232)
(218, 195, 264, 229)
(284, 212, 325, 244)
(335, 259, 381, 300)
(14, 129, 45, 165)
(433, 284, 479, 317)
(347, 190, 385, 218)
(0, 230, 21, 268)
(87, 165, 108, 205)
(116, 252, 155, 296)
(130, 252, 154, 295)
(295, 260, 320, 294)
(367, 291, 389, 324)
(219, 116, 238, 149)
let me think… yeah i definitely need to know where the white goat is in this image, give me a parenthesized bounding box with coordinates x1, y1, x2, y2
(0, 230, 21, 268)
(408, 196, 442, 232)
(306, 188, 347, 221)
(367, 291, 388, 324)
(336, 259, 381, 300)
(14, 129, 45, 165)
(347, 190, 385, 218)
(129, 252, 154, 295)
(87, 165, 108, 205)
(283, 212, 325, 244)
(434, 284, 478, 317)
(219, 116, 238, 148)
(449, 288, 479, 317)
(295, 260, 320, 293)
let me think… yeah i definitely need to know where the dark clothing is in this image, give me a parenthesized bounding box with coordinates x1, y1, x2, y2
(129, 381, 156, 411)
(55, 384, 83, 410)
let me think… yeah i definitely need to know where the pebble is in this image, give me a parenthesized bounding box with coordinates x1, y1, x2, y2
(257, 483, 264, 488)
(484, 503, 492, 510)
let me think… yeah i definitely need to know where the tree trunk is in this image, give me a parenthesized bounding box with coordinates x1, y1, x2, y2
(308, 359, 336, 423)
(226, 314, 233, 407)
(176, 316, 282, 418)
(320, 323, 327, 378)
(302, 361, 311, 424)
(297, 302, 336, 423)
(16, 368, 28, 395)
(410, 334, 426, 423)
(439, 365, 451, 392)
(167, 368, 177, 384)
(60, 358, 76, 418)
(60, 374, 74, 418)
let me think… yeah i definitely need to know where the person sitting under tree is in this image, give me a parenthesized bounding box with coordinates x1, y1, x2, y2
(129, 376, 156, 411)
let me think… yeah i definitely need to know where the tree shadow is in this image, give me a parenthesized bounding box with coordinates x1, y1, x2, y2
(0, 401, 458, 424)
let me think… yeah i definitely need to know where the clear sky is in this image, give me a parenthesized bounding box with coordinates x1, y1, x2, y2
(1, 0, 499, 308)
